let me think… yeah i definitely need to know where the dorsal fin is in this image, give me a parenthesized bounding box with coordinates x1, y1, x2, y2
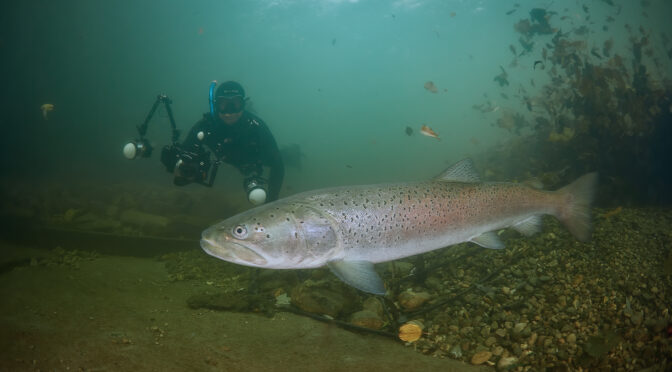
(435, 158, 481, 183)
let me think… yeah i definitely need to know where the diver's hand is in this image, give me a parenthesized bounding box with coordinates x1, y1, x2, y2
(173, 159, 198, 186)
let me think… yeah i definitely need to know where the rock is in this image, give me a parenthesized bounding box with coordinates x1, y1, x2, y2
(290, 282, 354, 317)
(480, 325, 491, 338)
(528, 332, 538, 346)
(362, 297, 384, 316)
(388, 261, 415, 276)
(424, 276, 442, 290)
(497, 356, 518, 370)
(495, 328, 508, 337)
(397, 289, 432, 311)
(538, 275, 552, 282)
(492, 346, 504, 356)
(449, 344, 462, 358)
(513, 322, 528, 334)
(567, 333, 577, 344)
(485, 336, 497, 347)
(470, 351, 492, 365)
(631, 311, 643, 326)
(351, 310, 385, 330)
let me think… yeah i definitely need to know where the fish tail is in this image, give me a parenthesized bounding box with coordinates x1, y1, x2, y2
(555, 173, 598, 242)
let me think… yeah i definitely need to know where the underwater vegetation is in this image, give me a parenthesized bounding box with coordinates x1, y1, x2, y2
(477, 4, 672, 206)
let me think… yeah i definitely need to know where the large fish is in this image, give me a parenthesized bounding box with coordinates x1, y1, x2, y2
(201, 159, 597, 295)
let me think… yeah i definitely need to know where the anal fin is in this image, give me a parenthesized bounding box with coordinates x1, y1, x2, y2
(512, 216, 542, 236)
(470, 231, 505, 249)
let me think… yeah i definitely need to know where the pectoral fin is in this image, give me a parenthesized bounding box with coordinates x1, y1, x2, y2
(327, 260, 386, 295)
(470, 231, 505, 249)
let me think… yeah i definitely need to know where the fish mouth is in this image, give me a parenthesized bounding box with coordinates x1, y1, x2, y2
(200, 237, 267, 266)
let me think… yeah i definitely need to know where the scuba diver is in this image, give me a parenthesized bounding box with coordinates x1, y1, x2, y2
(171, 81, 284, 204)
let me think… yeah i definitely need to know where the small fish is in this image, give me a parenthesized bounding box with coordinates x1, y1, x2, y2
(420, 125, 440, 140)
(494, 66, 509, 87)
(591, 47, 603, 59)
(506, 9, 517, 15)
(40, 103, 54, 120)
(405, 126, 413, 136)
(424, 81, 438, 93)
(533, 60, 544, 70)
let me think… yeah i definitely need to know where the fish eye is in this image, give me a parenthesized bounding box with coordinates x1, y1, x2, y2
(232, 225, 248, 239)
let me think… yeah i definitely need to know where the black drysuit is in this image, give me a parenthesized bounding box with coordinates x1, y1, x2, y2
(180, 111, 284, 201)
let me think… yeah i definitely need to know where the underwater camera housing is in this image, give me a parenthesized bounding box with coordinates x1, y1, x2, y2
(124, 91, 219, 187)
(160, 145, 218, 187)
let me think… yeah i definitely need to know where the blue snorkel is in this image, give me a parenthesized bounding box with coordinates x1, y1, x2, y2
(208, 80, 217, 119)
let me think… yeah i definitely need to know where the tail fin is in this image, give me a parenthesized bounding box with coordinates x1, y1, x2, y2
(557, 173, 598, 242)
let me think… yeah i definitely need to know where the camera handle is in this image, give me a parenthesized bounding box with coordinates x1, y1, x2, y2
(137, 94, 181, 145)
(202, 160, 220, 187)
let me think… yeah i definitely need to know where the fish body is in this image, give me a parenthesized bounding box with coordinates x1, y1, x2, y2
(201, 159, 597, 294)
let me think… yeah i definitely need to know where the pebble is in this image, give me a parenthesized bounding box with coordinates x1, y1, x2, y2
(449, 344, 462, 358)
(528, 332, 538, 346)
(513, 322, 528, 334)
(470, 351, 492, 365)
(497, 356, 518, 370)
(631, 311, 643, 326)
(566, 333, 576, 344)
(492, 346, 504, 356)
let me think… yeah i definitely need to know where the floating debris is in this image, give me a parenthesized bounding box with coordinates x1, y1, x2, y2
(40, 103, 54, 120)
